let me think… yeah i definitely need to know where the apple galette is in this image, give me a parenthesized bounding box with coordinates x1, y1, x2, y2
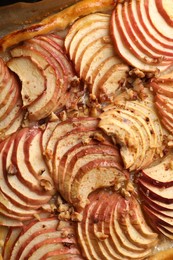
(0, 0, 173, 259)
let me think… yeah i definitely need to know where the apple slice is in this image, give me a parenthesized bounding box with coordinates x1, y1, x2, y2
(84, 44, 121, 82)
(139, 188, 173, 211)
(110, 2, 171, 72)
(149, 76, 173, 133)
(2, 227, 22, 259)
(8, 56, 46, 107)
(41, 121, 59, 154)
(155, 0, 173, 26)
(3, 131, 52, 206)
(0, 131, 50, 225)
(4, 110, 24, 139)
(0, 77, 14, 110)
(7, 218, 82, 260)
(60, 141, 124, 203)
(0, 213, 23, 227)
(45, 117, 99, 178)
(26, 36, 74, 78)
(11, 127, 54, 194)
(65, 12, 129, 101)
(95, 63, 129, 102)
(0, 59, 23, 140)
(115, 2, 170, 65)
(140, 154, 173, 187)
(77, 189, 158, 260)
(0, 79, 18, 122)
(122, 1, 173, 64)
(143, 205, 173, 235)
(0, 96, 23, 138)
(73, 27, 109, 74)
(136, 0, 173, 49)
(36, 34, 64, 51)
(109, 199, 154, 258)
(66, 146, 126, 209)
(156, 94, 173, 113)
(99, 109, 138, 170)
(156, 225, 173, 240)
(10, 45, 62, 121)
(117, 198, 158, 249)
(146, 0, 173, 40)
(0, 189, 41, 222)
(99, 95, 163, 171)
(64, 13, 110, 58)
(150, 80, 173, 98)
(77, 191, 108, 259)
(25, 36, 75, 109)
(129, 0, 173, 58)
(128, 196, 158, 239)
(138, 178, 173, 204)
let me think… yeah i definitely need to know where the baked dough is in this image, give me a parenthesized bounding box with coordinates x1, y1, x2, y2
(0, 0, 173, 259)
(0, 0, 115, 51)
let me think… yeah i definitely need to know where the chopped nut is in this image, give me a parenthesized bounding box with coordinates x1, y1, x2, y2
(57, 220, 66, 230)
(40, 179, 53, 191)
(50, 203, 57, 213)
(71, 212, 83, 222)
(57, 195, 64, 206)
(93, 132, 105, 142)
(121, 188, 131, 198)
(58, 203, 70, 213)
(48, 112, 58, 122)
(61, 230, 69, 238)
(58, 110, 67, 121)
(58, 211, 71, 221)
(34, 214, 41, 221)
(126, 181, 135, 194)
(81, 136, 92, 145)
(129, 68, 145, 78)
(7, 164, 18, 175)
(95, 231, 109, 240)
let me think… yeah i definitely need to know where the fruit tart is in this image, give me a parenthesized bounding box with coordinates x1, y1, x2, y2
(0, 0, 173, 259)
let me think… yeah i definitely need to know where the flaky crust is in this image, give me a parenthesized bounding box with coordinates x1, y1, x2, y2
(0, 0, 115, 51)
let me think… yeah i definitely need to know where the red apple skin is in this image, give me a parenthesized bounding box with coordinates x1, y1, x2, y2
(140, 170, 173, 188)
(144, 0, 173, 41)
(131, 0, 173, 53)
(154, 0, 173, 27)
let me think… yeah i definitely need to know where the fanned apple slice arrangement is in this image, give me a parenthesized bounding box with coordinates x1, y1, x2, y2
(0, 127, 55, 227)
(110, 0, 173, 72)
(43, 117, 128, 210)
(7, 34, 76, 121)
(0, 59, 24, 139)
(99, 93, 164, 172)
(2, 218, 83, 260)
(0, 0, 173, 259)
(149, 72, 173, 133)
(77, 189, 158, 260)
(137, 153, 173, 240)
(64, 13, 129, 102)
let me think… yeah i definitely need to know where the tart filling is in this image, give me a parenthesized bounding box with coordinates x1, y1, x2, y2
(0, 0, 173, 259)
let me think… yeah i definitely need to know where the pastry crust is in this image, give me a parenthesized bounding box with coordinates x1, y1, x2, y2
(0, 0, 115, 51)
